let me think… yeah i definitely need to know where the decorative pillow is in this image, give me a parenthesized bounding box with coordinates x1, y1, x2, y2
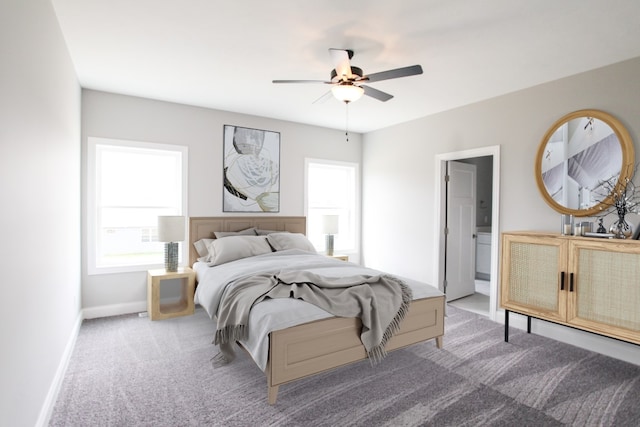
(194, 238, 215, 258)
(214, 227, 257, 238)
(266, 233, 316, 252)
(205, 235, 272, 266)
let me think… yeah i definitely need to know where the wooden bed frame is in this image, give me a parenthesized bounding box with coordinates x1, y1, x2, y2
(189, 216, 445, 404)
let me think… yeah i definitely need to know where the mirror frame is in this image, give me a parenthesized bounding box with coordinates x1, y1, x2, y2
(535, 109, 635, 217)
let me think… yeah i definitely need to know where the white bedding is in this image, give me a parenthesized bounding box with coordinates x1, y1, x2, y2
(193, 249, 443, 371)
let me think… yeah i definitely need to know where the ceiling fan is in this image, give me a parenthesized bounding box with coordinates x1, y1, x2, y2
(273, 48, 423, 103)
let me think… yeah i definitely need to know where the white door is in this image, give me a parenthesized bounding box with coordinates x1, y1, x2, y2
(445, 161, 477, 301)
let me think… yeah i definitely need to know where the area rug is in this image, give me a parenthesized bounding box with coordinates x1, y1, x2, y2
(49, 305, 640, 426)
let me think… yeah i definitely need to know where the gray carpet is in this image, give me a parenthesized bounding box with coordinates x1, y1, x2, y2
(49, 305, 640, 426)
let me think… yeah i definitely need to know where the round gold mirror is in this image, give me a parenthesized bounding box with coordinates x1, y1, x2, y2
(535, 109, 635, 217)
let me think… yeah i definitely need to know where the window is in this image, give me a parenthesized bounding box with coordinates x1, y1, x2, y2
(87, 137, 187, 274)
(305, 159, 359, 254)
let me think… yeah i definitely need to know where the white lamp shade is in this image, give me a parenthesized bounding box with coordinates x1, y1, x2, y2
(322, 215, 339, 235)
(331, 84, 364, 103)
(157, 216, 185, 242)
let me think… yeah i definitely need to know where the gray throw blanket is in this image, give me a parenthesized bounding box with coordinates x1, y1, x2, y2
(213, 270, 412, 367)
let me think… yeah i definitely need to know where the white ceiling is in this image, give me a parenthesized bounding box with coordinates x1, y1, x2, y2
(51, 0, 640, 133)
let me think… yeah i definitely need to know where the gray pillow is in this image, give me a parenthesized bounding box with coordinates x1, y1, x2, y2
(205, 235, 272, 266)
(214, 227, 257, 238)
(194, 238, 215, 258)
(255, 229, 287, 236)
(266, 233, 316, 253)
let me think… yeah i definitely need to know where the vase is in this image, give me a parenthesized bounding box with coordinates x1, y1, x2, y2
(609, 217, 634, 239)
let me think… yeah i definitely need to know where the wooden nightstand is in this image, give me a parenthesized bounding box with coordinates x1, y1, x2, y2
(329, 254, 349, 261)
(147, 267, 196, 320)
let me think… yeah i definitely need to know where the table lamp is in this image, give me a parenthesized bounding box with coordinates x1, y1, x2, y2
(322, 215, 339, 256)
(157, 216, 185, 272)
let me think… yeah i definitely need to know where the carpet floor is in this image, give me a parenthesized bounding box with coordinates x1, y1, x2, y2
(49, 305, 640, 426)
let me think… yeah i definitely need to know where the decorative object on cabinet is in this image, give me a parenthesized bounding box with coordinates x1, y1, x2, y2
(560, 214, 574, 235)
(157, 216, 185, 272)
(580, 221, 593, 235)
(583, 231, 614, 238)
(500, 231, 640, 346)
(609, 218, 634, 239)
(591, 170, 640, 238)
(223, 124, 280, 213)
(535, 109, 635, 217)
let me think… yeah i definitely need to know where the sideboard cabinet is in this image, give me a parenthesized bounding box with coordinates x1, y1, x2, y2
(500, 231, 640, 345)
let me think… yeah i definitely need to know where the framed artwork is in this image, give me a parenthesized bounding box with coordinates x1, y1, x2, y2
(223, 124, 280, 212)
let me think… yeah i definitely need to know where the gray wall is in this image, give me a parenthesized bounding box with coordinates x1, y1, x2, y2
(0, 0, 81, 425)
(362, 56, 640, 363)
(81, 90, 362, 315)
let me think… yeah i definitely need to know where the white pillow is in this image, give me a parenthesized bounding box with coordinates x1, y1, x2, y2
(266, 233, 316, 252)
(194, 238, 215, 258)
(205, 235, 272, 266)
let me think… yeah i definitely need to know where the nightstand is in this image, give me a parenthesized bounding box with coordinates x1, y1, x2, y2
(147, 267, 196, 320)
(329, 254, 349, 261)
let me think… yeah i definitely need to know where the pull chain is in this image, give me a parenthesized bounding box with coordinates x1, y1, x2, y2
(344, 101, 350, 142)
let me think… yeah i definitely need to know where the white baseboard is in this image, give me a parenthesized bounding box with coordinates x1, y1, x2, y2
(495, 309, 640, 367)
(35, 301, 148, 425)
(83, 301, 147, 319)
(35, 310, 83, 427)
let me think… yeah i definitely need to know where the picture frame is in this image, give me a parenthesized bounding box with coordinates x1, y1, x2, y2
(222, 124, 280, 212)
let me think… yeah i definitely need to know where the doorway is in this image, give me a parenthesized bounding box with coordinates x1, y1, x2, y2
(434, 146, 500, 320)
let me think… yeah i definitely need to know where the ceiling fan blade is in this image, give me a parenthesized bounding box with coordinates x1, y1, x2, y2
(362, 85, 394, 102)
(272, 79, 332, 84)
(329, 48, 352, 81)
(364, 65, 423, 83)
(312, 90, 334, 104)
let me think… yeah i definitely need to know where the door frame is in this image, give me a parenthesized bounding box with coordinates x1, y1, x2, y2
(434, 145, 501, 320)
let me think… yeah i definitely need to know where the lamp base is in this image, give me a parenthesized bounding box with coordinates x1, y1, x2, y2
(164, 242, 179, 272)
(325, 234, 334, 256)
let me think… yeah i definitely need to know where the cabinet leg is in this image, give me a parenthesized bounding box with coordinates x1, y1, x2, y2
(504, 310, 509, 342)
(527, 316, 532, 334)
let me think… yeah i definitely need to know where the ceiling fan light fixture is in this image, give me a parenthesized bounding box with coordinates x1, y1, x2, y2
(331, 84, 364, 103)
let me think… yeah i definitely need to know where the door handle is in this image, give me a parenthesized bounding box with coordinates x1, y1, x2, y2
(560, 271, 565, 291)
(569, 272, 574, 292)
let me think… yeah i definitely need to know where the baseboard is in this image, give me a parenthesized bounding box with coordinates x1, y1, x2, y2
(35, 310, 83, 427)
(494, 310, 640, 367)
(83, 301, 147, 319)
(475, 273, 490, 281)
(35, 301, 148, 425)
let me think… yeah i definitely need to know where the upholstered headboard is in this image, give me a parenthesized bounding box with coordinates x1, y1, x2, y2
(188, 216, 306, 266)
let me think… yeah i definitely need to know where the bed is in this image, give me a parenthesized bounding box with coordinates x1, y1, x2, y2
(189, 216, 445, 404)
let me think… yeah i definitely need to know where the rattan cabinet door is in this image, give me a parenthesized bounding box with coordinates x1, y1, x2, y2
(568, 240, 640, 345)
(500, 233, 568, 322)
